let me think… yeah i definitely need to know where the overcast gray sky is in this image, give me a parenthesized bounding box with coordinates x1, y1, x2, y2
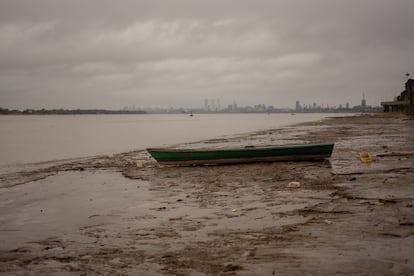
(1, 0, 413, 110)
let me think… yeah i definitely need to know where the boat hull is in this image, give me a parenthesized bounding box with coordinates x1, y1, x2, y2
(147, 143, 334, 165)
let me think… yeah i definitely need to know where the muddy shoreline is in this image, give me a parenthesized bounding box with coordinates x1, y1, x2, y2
(1, 114, 414, 275)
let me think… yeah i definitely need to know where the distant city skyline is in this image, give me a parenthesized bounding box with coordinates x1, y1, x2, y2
(123, 92, 374, 109)
(119, 94, 380, 114)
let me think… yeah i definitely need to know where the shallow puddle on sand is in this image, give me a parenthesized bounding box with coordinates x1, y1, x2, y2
(0, 170, 148, 250)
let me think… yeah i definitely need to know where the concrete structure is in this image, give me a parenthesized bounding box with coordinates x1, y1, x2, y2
(381, 78, 414, 114)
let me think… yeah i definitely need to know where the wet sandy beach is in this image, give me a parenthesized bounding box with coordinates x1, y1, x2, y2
(1, 114, 414, 275)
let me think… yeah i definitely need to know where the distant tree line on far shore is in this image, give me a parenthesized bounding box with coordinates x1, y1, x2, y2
(0, 107, 147, 115)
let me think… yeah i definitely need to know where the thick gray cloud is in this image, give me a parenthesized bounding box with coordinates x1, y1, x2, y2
(0, 0, 413, 109)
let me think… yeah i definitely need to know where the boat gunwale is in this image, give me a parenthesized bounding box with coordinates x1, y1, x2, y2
(147, 142, 334, 154)
(152, 154, 332, 165)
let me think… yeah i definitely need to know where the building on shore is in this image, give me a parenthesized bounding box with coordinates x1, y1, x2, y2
(361, 93, 366, 109)
(381, 78, 414, 114)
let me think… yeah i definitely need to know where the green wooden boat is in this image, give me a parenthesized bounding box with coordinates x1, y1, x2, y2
(147, 142, 334, 165)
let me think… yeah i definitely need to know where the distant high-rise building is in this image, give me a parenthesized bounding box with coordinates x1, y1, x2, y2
(204, 99, 210, 111)
(296, 100, 301, 112)
(210, 99, 218, 112)
(361, 93, 367, 107)
(233, 100, 238, 112)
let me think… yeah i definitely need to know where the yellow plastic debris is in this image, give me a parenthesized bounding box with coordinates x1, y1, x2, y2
(287, 181, 301, 188)
(375, 201, 385, 206)
(136, 160, 143, 168)
(231, 209, 237, 212)
(359, 152, 372, 163)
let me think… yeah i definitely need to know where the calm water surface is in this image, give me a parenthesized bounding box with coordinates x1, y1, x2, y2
(0, 113, 347, 166)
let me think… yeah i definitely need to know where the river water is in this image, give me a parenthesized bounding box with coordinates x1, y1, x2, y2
(0, 113, 349, 166)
